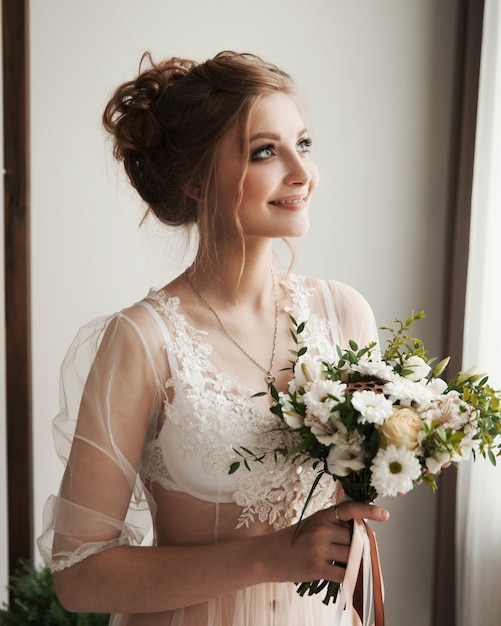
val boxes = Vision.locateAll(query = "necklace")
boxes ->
[185,270,279,385]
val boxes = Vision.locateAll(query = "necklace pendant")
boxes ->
[265,372,276,385]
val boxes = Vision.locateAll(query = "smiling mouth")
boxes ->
[269,198,306,205]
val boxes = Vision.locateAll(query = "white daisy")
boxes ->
[370,445,422,496]
[303,380,347,423]
[351,390,394,425]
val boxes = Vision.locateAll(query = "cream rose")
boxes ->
[377,406,423,451]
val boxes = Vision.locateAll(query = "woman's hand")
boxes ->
[260,502,389,585]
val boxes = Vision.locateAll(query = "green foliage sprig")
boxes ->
[0,561,109,625]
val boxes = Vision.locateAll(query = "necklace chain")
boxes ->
[185,271,279,385]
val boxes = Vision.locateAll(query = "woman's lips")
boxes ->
[269,197,307,209]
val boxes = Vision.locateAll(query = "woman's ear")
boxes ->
[182,184,203,201]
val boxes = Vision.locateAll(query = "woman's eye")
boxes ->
[251,144,276,161]
[298,137,313,153]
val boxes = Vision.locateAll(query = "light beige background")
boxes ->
[1,1,460,624]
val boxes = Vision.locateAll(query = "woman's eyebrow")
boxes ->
[249,128,308,142]
[249,132,280,142]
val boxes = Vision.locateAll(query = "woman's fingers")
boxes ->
[331,501,390,524]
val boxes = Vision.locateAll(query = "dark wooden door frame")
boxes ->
[2,0,33,583]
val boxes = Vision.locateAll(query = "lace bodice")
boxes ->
[38,273,378,572]
[144,281,334,528]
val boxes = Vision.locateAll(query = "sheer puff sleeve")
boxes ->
[37,303,168,572]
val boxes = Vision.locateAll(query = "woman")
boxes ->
[38,51,389,625]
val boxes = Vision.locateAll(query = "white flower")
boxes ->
[304,412,333,437]
[279,392,304,429]
[455,365,481,386]
[283,411,304,429]
[316,419,365,448]
[351,360,393,381]
[326,444,366,477]
[425,451,451,475]
[427,377,448,395]
[303,380,346,423]
[402,355,431,382]
[384,375,433,407]
[288,358,324,393]
[370,445,422,496]
[304,379,347,405]
[351,390,394,425]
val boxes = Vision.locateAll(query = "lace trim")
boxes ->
[49,535,130,572]
[148,441,181,492]
[146,276,338,529]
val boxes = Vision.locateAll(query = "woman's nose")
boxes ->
[284,154,313,186]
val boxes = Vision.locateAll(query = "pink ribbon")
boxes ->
[332,519,385,626]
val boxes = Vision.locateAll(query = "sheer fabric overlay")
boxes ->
[38,273,378,626]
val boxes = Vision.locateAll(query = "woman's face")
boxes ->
[215,92,319,240]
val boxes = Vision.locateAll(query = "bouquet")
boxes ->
[231,311,501,612]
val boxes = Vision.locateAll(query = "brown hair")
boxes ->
[102,51,295,271]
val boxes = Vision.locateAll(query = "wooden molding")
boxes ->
[2,0,33,580]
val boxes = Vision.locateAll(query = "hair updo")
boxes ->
[102,51,296,269]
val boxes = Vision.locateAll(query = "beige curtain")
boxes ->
[456,0,501,623]
[433,1,485,625]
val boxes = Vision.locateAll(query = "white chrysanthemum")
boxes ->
[351,390,394,425]
[370,445,422,496]
[304,379,346,405]
[303,380,346,423]
[384,375,433,407]
[351,360,393,381]
[326,444,366,477]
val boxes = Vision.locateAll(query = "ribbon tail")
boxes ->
[364,521,385,626]
[344,520,385,626]
[333,519,364,626]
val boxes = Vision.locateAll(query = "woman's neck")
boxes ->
[187,245,276,307]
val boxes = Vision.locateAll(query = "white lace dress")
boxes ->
[38,273,378,625]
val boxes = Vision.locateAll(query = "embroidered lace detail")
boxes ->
[283,275,339,362]
[148,441,180,492]
[146,276,337,530]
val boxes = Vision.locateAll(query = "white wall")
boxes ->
[1,0,459,622]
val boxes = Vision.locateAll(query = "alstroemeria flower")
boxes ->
[288,358,324,393]
[326,444,365,477]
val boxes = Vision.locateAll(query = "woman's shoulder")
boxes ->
[287,272,372,311]
[64,290,173,366]
[286,273,377,347]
